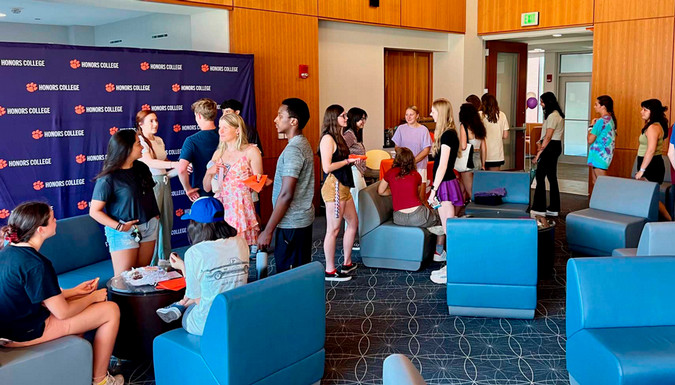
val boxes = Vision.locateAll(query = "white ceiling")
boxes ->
[0,0,209,26]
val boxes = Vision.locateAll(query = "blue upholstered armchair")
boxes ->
[40,215,113,289]
[612,222,675,256]
[445,218,538,319]
[358,182,435,271]
[566,257,675,384]
[153,261,326,385]
[0,336,92,385]
[465,171,530,218]
[566,176,658,256]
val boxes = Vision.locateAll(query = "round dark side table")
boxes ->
[107,276,184,361]
[536,219,556,280]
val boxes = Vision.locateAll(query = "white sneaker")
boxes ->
[530,210,546,218]
[94,372,124,385]
[430,266,447,284]
[433,250,447,262]
[546,210,559,217]
[427,225,445,235]
[156,306,182,323]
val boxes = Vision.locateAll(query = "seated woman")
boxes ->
[155,197,249,336]
[378,147,441,229]
[0,202,122,385]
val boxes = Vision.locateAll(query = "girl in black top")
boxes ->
[458,103,487,201]
[319,104,362,281]
[428,98,465,282]
[90,130,160,276]
[0,202,123,385]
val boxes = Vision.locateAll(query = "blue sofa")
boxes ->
[153,261,325,385]
[383,354,426,385]
[566,256,675,385]
[358,181,435,271]
[612,222,675,256]
[566,176,659,256]
[446,218,538,319]
[0,336,92,385]
[465,171,530,218]
[40,214,113,290]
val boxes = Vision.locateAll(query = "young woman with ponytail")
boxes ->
[0,202,123,385]
[587,95,617,191]
[136,110,179,265]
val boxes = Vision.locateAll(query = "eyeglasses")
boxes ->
[338,113,348,119]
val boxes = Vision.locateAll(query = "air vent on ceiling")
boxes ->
[109,39,122,44]
[152,33,168,40]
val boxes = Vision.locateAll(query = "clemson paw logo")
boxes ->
[109,127,119,135]
[105,83,115,92]
[32,130,43,139]
[0,209,9,219]
[0,159,6,169]
[173,124,181,132]
[70,59,81,69]
[141,104,151,111]
[75,154,86,164]
[172,83,180,92]
[74,105,85,114]
[0,106,5,116]
[175,208,184,217]
[201,64,209,72]
[77,201,88,210]
[140,62,149,71]
[26,82,38,92]
[33,181,44,191]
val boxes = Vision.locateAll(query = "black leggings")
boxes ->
[533,140,562,212]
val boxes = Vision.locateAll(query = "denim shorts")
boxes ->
[104,217,159,252]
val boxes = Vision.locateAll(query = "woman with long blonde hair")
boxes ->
[428,98,464,284]
[203,112,263,245]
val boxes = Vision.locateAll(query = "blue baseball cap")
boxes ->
[181,197,224,223]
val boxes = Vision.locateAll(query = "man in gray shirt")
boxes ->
[257,98,315,273]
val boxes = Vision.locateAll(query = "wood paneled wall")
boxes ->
[478,0,594,34]
[594,0,674,23]
[233,0,316,15]
[384,50,433,130]
[592,17,674,178]
[144,0,232,8]
[319,0,401,27]
[230,8,320,158]
[400,0,465,33]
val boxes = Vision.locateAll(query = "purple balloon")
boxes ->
[527,97,538,109]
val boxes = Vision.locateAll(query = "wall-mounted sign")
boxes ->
[521,12,539,27]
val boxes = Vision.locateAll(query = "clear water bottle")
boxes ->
[256,251,268,280]
[158,258,171,272]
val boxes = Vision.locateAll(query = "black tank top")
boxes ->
[319,134,354,188]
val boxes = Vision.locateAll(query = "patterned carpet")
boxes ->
[121,192,588,385]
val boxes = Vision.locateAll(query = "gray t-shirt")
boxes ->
[273,135,315,229]
[184,236,249,336]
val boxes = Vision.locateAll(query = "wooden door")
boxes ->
[384,50,433,132]
[485,41,528,128]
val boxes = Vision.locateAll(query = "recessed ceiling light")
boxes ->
[552,33,563,37]
[529,48,545,53]
[0,13,6,17]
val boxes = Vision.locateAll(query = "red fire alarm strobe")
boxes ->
[299,64,309,79]
[546,74,553,83]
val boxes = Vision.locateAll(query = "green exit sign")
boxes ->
[521,12,539,27]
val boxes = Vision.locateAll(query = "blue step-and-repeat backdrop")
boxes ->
[0,41,256,248]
